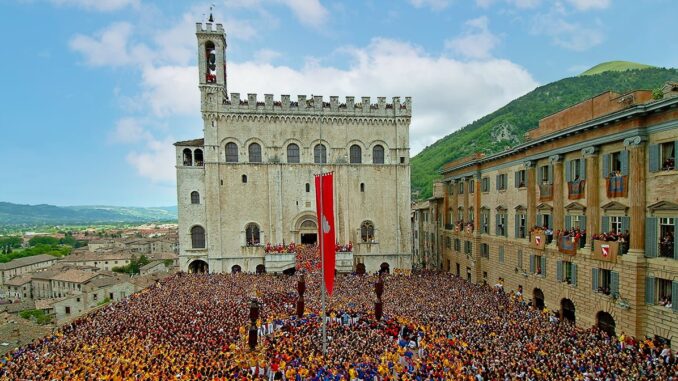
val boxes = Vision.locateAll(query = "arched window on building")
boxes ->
[360,221,375,243]
[287,143,300,163]
[314,144,327,164]
[249,143,262,163]
[225,143,238,163]
[205,41,217,83]
[373,145,384,164]
[246,223,260,246]
[183,148,193,166]
[194,149,204,166]
[350,145,362,164]
[190,191,200,204]
[191,226,205,249]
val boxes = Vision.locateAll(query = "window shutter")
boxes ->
[537,214,543,227]
[565,215,572,230]
[514,214,520,238]
[571,264,578,286]
[541,256,547,277]
[495,175,500,190]
[579,216,587,233]
[645,276,655,305]
[649,144,659,172]
[674,220,678,260]
[548,165,554,185]
[580,159,586,180]
[621,150,629,176]
[602,154,610,178]
[645,217,658,258]
[621,216,630,234]
[592,268,599,291]
[601,216,609,233]
[610,271,619,296]
[556,261,563,282]
[495,213,500,236]
[515,171,520,188]
[537,168,542,184]
[498,246,504,263]
[673,281,678,312]
[565,160,572,182]
[529,255,535,273]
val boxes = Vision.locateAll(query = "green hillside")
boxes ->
[411,67,678,200]
[581,61,654,76]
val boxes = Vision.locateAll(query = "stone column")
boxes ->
[473,173,481,231]
[582,146,599,249]
[450,180,459,224]
[463,178,470,221]
[525,161,536,229]
[443,181,449,226]
[624,136,647,254]
[550,155,564,231]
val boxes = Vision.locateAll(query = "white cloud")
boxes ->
[69,22,150,67]
[140,65,200,117]
[408,0,452,10]
[509,0,541,8]
[532,15,604,51]
[253,49,282,63]
[50,0,139,12]
[475,0,495,8]
[275,0,329,28]
[109,118,152,144]
[445,16,500,59]
[126,136,176,183]
[565,0,610,11]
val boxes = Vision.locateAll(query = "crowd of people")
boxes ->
[1,248,677,380]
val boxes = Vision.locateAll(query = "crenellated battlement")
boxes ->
[195,22,224,33]
[219,93,412,117]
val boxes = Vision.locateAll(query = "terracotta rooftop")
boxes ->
[4,274,32,286]
[0,254,57,271]
[174,138,204,147]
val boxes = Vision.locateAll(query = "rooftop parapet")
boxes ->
[195,22,225,33]
[222,93,412,117]
[441,152,485,173]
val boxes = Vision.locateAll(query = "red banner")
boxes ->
[315,172,336,296]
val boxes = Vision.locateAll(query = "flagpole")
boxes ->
[318,96,328,356]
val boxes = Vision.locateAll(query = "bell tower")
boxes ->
[196,16,227,112]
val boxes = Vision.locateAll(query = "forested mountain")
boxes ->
[411,65,678,199]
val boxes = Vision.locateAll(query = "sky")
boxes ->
[0,0,676,207]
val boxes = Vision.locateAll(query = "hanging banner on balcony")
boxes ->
[531,230,546,250]
[591,240,619,262]
[606,175,628,198]
[567,179,586,200]
[315,172,336,296]
[557,235,579,255]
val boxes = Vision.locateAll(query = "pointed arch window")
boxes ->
[373,145,384,164]
[191,226,205,249]
[246,223,261,246]
[225,143,238,163]
[287,143,300,163]
[350,145,362,164]
[314,144,327,164]
[361,221,375,243]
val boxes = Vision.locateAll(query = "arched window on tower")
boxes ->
[183,148,193,166]
[314,144,327,164]
[361,221,375,243]
[249,143,262,163]
[194,149,204,166]
[191,226,205,249]
[287,143,300,163]
[245,223,260,246]
[225,143,238,163]
[205,41,217,83]
[190,191,200,204]
[350,145,362,164]
[373,145,384,164]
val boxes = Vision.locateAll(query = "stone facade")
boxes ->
[175,22,412,274]
[426,89,678,349]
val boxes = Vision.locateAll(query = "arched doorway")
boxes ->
[356,263,366,275]
[231,265,242,274]
[561,298,576,323]
[299,219,318,245]
[188,259,208,274]
[282,267,296,275]
[533,288,545,310]
[255,264,266,274]
[379,262,390,275]
[596,311,616,336]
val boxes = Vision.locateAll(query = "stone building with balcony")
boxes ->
[174,20,412,274]
[433,86,678,348]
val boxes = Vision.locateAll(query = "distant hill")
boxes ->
[411,67,678,199]
[0,202,177,226]
[581,61,654,76]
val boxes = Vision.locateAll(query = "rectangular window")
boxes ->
[498,246,505,263]
[482,177,490,192]
[464,240,472,255]
[656,278,673,306]
[458,207,464,222]
[65,306,71,314]
[660,142,676,170]
[481,210,490,234]
[539,165,550,184]
[458,182,464,194]
[610,152,622,173]
[610,216,622,234]
[518,214,526,238]
[595,269,612,295]
[480,243,489,258]
[469,179,475,193]
[535,255,543,275]
[515,170,526,188]
[454,239,461,252]
[569,159,582,181]
[659,218,674,258]
[564,262,573,284]
[572,215,582,230]
[496,213,507,237]
[468,208,474,223]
